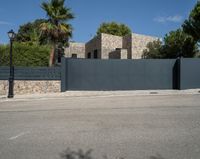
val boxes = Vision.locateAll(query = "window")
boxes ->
[71,54,77,58]
[94,50,98,59]
[87,52,91,59]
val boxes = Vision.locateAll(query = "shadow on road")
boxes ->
[60,148,93,159]
[60,148,165,159]
[149,154,165,159]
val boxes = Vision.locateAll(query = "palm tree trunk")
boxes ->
[49,45,55,67]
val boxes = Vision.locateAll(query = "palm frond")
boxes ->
[40,0,74,44]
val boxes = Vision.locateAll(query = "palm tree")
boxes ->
[40,0,74,66]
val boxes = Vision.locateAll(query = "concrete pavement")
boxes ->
[0,89,200,102]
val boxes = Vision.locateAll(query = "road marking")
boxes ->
[9,131,29,140]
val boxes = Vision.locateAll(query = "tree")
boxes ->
[96,22,131,36]
[143,29,198,59]
[40,0,74,66]
[142,40,163,59]
[16,19,48,45]
[182,1,200,43]
[162,29,198,58]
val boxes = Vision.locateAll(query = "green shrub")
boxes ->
[0,43,50,67]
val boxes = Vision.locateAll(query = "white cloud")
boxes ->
[153,17,166,23]
[154,15,183,23]
[166,15,183,22]
[0,21,12,25]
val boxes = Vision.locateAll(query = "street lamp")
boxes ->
[7,29,16,98]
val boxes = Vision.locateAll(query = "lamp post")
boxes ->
[7,29,16,98]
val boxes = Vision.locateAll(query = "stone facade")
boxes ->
[65,33,158,59]
[131,33,157,59]
[85,33,123,59]
[85,35,101,58]
[0,80,60,95]
[109,48,128,59]
[101,33,123,59]
[120,49,128,59]
[123,34,132,59]
[65,42,85,58]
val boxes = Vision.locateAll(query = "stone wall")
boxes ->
[109,50,121,59]
[65,33,158,60]
[131,33,157,59]
[85,35,101,58]
[65,42,85,58]
[120,49,128,59]
[123,34,132,59]
[0,80,60,95]
[101,33,123,59]
[109,49,127,59]
[85,33,157,59]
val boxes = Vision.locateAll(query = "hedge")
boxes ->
[0,43,51,67]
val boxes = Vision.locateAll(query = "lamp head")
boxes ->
[8,29,16,40]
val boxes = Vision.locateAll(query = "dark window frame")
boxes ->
[87,52,91,59]
[71,54,77,58]
[94,50,98,59]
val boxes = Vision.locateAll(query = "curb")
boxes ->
[1,89,200,102]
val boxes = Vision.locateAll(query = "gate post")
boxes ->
[173,58,181,90]
[61,57,67,92]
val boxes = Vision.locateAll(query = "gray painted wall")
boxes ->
[62,58,176,91]
[1,58,199,92]
[0,67,61,80]
[180,58,200,89]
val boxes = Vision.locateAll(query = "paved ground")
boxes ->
[0,93,200,159]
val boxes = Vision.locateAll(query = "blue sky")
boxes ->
[0,0,197,44]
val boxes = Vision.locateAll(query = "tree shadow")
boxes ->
[60,148,165,159]
[60,148,93,159]
[149,153,165,159]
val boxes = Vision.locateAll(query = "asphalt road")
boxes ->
[0,94,200,159]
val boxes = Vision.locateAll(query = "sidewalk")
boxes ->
[0,89,200,102]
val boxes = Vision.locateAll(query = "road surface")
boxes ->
[0,94,200,159]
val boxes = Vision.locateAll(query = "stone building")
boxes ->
[65,33,158,59]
